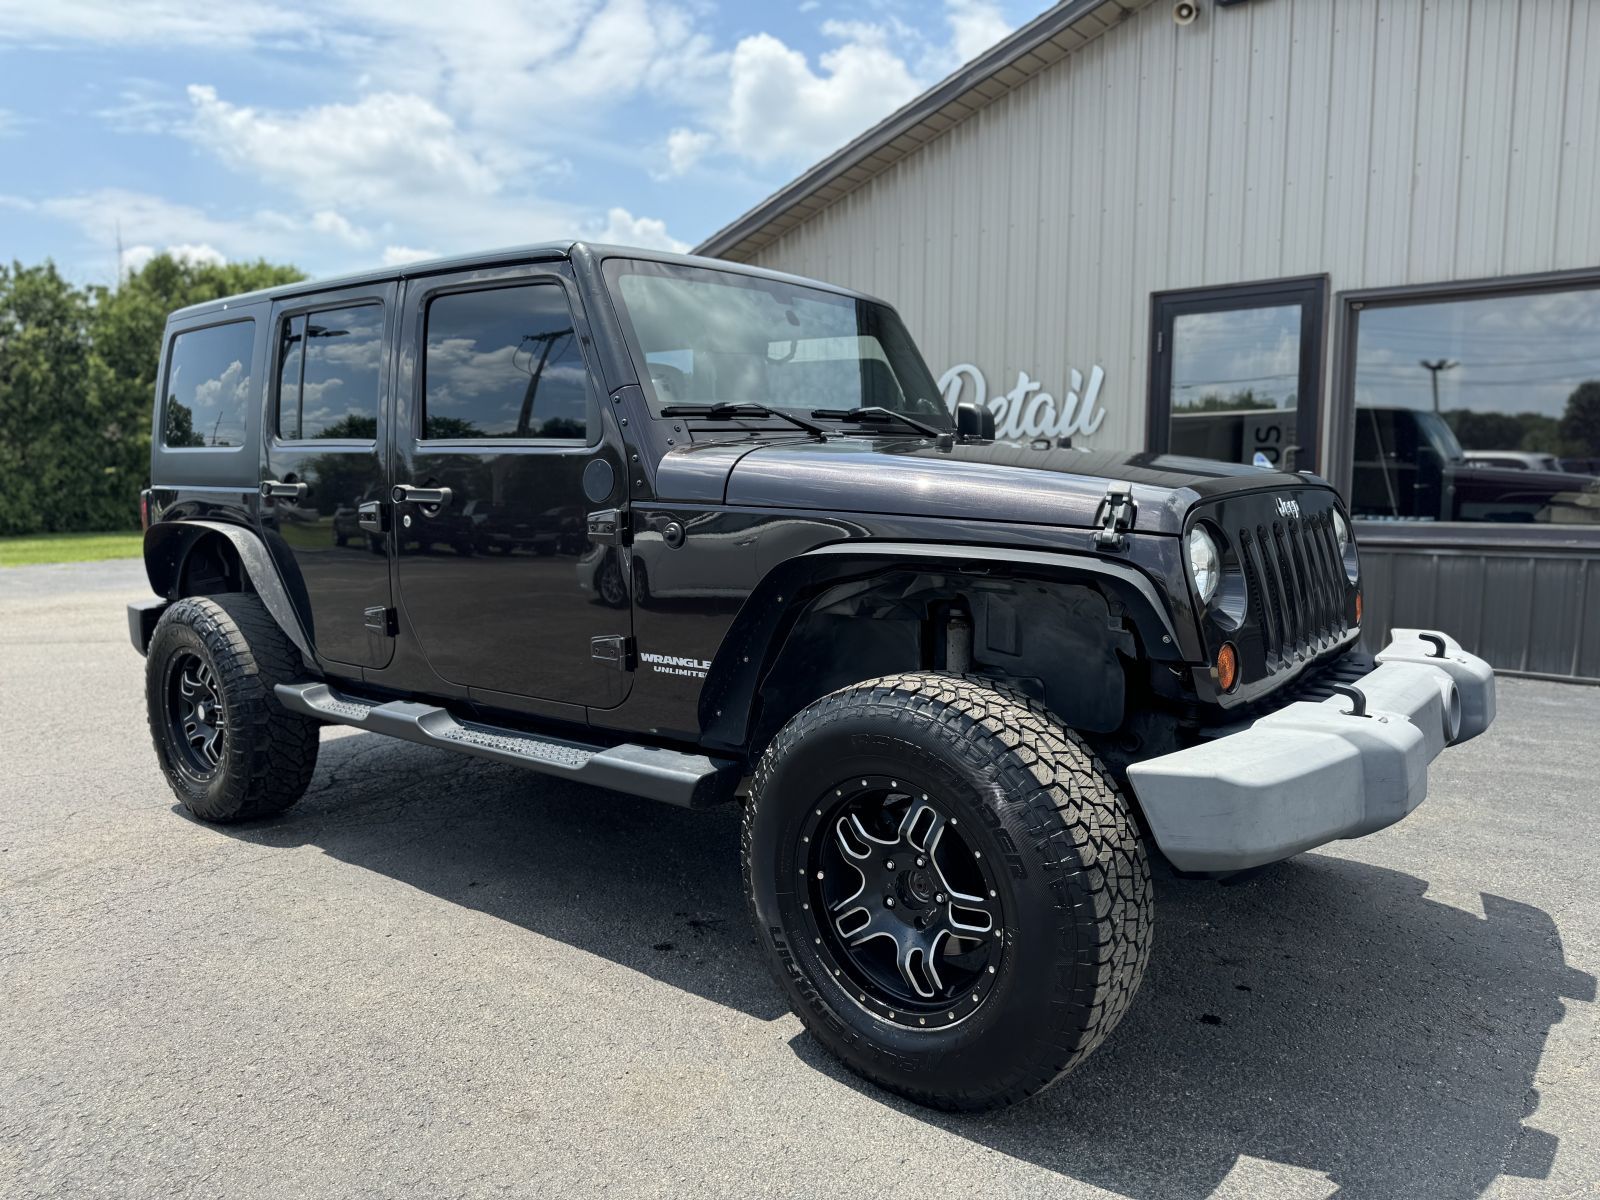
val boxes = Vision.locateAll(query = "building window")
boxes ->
[422,283,589,441]
[1148,276,1326,471]
[162,320,255,449]
[1348,284,1600,527]
[276,304,383,441]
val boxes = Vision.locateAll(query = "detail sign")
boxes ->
[937,362,1109,440]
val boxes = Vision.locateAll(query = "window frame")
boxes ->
[160,316,258,453]
[270,295,386,448]
[1329,267,1600,548]
[1146,274,1328,472]
[417,277,598,447]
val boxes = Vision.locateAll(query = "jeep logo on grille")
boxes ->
[1276,497,1301,520]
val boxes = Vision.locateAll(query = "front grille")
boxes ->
[1236,508,1349,667]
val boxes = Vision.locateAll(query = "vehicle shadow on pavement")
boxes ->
[791,855,1597,1199]
[210,731,791,1021]
[210,733,1595,1199]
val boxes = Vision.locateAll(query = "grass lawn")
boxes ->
[0,530,144,566]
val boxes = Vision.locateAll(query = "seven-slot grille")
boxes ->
[1236,506,1349,667]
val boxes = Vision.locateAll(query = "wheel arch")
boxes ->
[143,520,315,663]
[699,542,1185,758]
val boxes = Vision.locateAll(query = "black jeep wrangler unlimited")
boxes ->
[130,243,1495,1111]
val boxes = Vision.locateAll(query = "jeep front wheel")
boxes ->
[743,672,1152,1111]
[145,593,320,823]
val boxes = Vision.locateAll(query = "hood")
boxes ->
[655,435,1333,535]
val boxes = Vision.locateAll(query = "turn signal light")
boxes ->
[1354,591,1363,626]
[1216,642,1238,693]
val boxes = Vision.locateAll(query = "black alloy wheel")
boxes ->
[166,651,227,777]
[802,777,1003,1024]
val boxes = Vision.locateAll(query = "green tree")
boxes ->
[0,263,106,534]
[0,253,306,536]
[1559,380,1600,457]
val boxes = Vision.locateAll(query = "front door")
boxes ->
[1148,276,1327,472]
[392,262,630,710]
[260,282,396,669]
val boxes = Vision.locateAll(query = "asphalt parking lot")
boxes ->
[2,559,1597,1199]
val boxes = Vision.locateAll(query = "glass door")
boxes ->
[1148,276,1327,471]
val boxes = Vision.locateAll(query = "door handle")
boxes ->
[391,484,454,509]
[261,479,309,500]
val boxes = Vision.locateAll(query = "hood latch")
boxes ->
[1093,484,1136,549]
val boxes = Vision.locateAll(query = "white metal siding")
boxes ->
[744,0,1600,457]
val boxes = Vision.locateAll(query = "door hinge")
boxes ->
[356,500,387,534]
[587,508,630,547]
[364,606,398,637]
[1155,329,1163,354]
[1093,484,1136,550]
[591,634,636,671]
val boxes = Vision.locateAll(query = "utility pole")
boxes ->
[115,220,124,289]
[1420,358,1458,414]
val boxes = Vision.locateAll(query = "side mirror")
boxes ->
[955,401,995,440]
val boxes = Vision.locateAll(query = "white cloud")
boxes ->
[591,207,689,252]
[664,127,714,177]
[0,0,309,47]
[945,0,1012,66]
[309,210,370,246]
[657,0,1016,175]
[185,85,501,210]
[382,245,438,266]
[119,244,156,275]
[0,108,24,137]
[719,27,921,165]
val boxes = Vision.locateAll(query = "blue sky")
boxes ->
[0,0,1049,286]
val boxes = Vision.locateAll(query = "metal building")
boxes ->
[697,0,1600,681]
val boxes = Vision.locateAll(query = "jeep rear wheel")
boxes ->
[743,672,1152,1111]
[145,593,320,823]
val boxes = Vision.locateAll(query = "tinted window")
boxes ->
[422,284,588,440]
[163,320,255,448]
[277,304,383,440]
[1165,303,1304,468]
[1351,287,1600,525]
[612,263,944,424]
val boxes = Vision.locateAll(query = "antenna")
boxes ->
[115,220,124,289]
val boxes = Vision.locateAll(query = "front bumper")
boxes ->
[1126,629,1495,872]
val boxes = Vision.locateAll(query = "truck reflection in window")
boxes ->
[1350,287,1600,525]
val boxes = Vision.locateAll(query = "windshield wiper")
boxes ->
[659,402,827,437]
[809,405,947,438]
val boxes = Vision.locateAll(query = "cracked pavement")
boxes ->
[2,559,1598,1199]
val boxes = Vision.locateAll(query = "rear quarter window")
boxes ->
[163,320,257,449]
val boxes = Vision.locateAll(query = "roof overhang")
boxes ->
[694,0,1149,262]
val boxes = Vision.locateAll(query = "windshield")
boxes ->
[605,259,949,428]
[1414,409,1466,463]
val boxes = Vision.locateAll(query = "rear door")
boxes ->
[391,261,631,710]
[259,282,397,669]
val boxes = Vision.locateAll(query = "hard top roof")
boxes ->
[167,241,884,321]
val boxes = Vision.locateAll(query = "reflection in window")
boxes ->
[163,320,256,448]
[616,266,942,421]
[423,284,588,440]
[1166,305,1302,469]
[1351,287,1600,525]
[277,304,383,440]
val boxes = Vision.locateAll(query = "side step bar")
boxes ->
[275,682,738,809]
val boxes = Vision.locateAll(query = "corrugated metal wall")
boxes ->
[1360,538,1600,680]
[744,0,1600,681]
[747,0,1600,458]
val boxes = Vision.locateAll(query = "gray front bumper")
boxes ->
[1127,629,1496,872]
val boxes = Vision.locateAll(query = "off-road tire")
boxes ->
[743,672,1153,1111]
[145,593,320,823]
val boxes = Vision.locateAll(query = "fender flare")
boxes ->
[143,519,315,664]
[697,541,1186,751]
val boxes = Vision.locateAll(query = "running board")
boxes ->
[275,682,737,809]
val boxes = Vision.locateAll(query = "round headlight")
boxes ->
[1186,526,1220,606]
[1333,509,1359,580]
